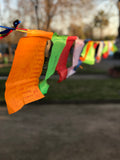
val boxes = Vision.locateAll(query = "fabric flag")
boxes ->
[56,36,77,82]
[102,41,109,59]
[96,41,104,63]
[80,41,96,65]
[39,33,68,95]
[67,38,84,78]
[108,42,118,56]
[108,42,113,55]
[112,43,118,53]
[73,39,88,71]
[5,30,53,114]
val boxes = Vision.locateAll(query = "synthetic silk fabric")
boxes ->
[67,38,84,78]
[102,41,109,59]
[109,43,118,56]
[112,43,118,53]
[73,40,88,71]
[39,33,68,95]
[96,41,104,63]
[102,41,114,59]
[56,36,77,82]
[108,42,113,55]
[5,30,53,114]
[80,41,96,65]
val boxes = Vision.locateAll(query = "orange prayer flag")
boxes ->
[5,30,53,114]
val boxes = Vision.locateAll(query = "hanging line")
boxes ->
[0,19,28,39]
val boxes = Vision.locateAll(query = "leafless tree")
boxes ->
[16,0,93,31]
[94,10,109,39]
[69,24,85,39]
[1,0,94,56]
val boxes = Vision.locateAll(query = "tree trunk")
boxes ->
[8,43,13,61]
[100,26,103,39]
[91,28,93,39]
[46,16,52,31]
[34,0,40,29]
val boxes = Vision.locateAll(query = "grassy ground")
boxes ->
[1,78,120,102]
[0,66,11,76]
[0,80,5,101]
[73,64,107,74]
[45,79,120,101]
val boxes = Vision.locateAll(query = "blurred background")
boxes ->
[0,0,120,103]
[1,1,120,160]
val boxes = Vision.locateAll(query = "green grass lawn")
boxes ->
[45,79,120,101]
[43,63,107,75]
[1,79,120,103]
[0,66,11,76]
[76,64,107,74]
[0,80,5,101]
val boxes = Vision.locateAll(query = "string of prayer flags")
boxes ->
[0,20,118,114]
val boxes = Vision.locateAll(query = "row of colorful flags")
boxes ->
[0,20,118,114]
